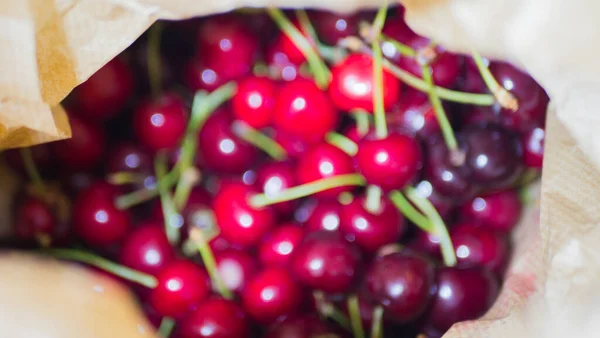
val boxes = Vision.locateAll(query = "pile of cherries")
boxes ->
[4,5,546,338]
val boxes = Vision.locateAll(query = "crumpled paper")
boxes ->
[0,0,598,337]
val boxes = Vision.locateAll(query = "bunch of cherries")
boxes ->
[5,5,546,338]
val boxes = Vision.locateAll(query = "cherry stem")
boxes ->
[45,248,158,288]
[147,22,163,98]
[471,50,519,111]
[370,306,384,338]
[365,185,382,214]
[107,172,147,186]
[232,121,287,161]
[388,190,433,233]
[404,187,456,266]
[155,153,182,245]
[249,174,366,208]
[267,8,331,89]
[157,317,175,338]
[189,227,233,300]
[326,132,358,156]
[19,147,46,193]
[421,65,458,152]
[371,4,388,139]
[381,33,417,57]
[351,109,371,137]
[348,295,366,338]
[338,191,355,205]
[314,291,352,331]
[295,9,318,45]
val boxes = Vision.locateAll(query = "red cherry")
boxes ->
[460,57,487,93]
[387,90,442,139]
[273,78,338,145]
[71,57,134,120]
[265,42,301,82]
[273,131,309,158]
[72,181,130,246]
[521,126,545,169]
[381,19,418,58]
[296,143,355,199]
[52,114,106,171]
[215,249,258,295]
[412,180,456,220]
[310,11,360,45]
[291,231,361,293]
[242,268,302,323]
[232,76,277,129]
[133,93,188,153]
[303,199,344,233]
[264,315,333,338]
[259,224,305,268]
[212,182,275,248]
[179,297,249,338]
[451,224,510,276]
[255,161,297,216]
[107,142,152,174]
[119,223,175,276]
[409,230,445,259]
[271,21,313,66]
[183,58,229,92]
[356,133,422,191]
[340,196,405,253]
[14,197,56,240]
[459,190,522,233]
[329,54,400,112]
[365,251,435,323]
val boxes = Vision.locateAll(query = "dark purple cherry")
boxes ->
[451,224,510,276]
[215,249,258,295]
[183,58,229,92]
[259,224,305,268]
[521,126,545,169]
[459,189,522,233]
[5,144,54,175]
[133,93,188,153]
[460,57,487,94]
[14,196,56,241]
[232,75,277,129]
[303,199,343,233]
[296,143,354,199]
[52,114,106,171]
[388,89,442,139]
[264,315,334,338]
[413,180,456,220]
[107,142,152,174]
[119,223,175,276]
[179,297,249,338]
[310,10,360,45]
[255,161,297,216]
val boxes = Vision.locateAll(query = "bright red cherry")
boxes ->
[72,181,130,246]
[264,315,333,338]
[133,93,188,153]
[150,260,210,318]
[291,231,361,293]
[255,161,297,216]
[14,197,56,241]
[212,182,275,248]
[271,21,313,66]
[242,267,302,323]
[310,11,360,45]
[459,190,522,233]
[259,224,305,268]
[387,90,442,139]
[273,131,309,158]
[521,126,545,169]
[273,78,338,145]
[179,297,249,338]
[52,114,106,171]
[119,223,175,276]
[71,57,134,121]
[303,199,344,233]
[365,251,435,323]
[107,142,152,174]
[296,143,354,199]
[450,224,510,276]
[356,133,422,191]
[215,249,258,295]
[340,196,405,253]
[232,76,277,129]
[427,267,499,332]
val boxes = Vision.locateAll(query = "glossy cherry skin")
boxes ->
[150,260,210,318]
[133,93,188,153]
[72,181,130,246]
[460,57,487,93]
[412,180,456,220]
[14,197,56,240]
[183,58,229,92]
[119,223,175,276]
[212,182,275,248]
[179,297,249,338]
[340,196,405,253]
[296,143,355,199]
[521,126,545,169]
[303,199,344,232]
[52,114,106,171]
[273,78,338,145]
[265,42,301,82]
[273,131,309,158]
[71,57,134,120]
[255,161,297,216]
[365,251,436,323]
[387,90,442,139]
[107,142,152,174]
[259,224,305,268]
[242,267,302,323]
[198,109,258,174]
[356,133,423,191]
[215,249,258,295]
[427,267,499,332]
[310,10,360,44]
[459,190,522,233]
[328,54,400,112]
[291,231,361,293]
[270,21,313,66]
[264,315,333,338]
[450,224,510,276]
[232,76,277,129]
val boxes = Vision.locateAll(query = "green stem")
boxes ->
[351,109,371,137]
[189,228,233,300]
[157,317,175,338]
[421,65,458,152]
[326,132,358,156]
[370,306,384,338]
[45,248,157,288]
[371,5,388,139]
[295,9,319,45]
[348,295,366,338]
[381,33,417,57]
[267,8,331,88]
[148,22,163,98]
[107,172,147,186]
[389,190,433,232]
[314,291,352,331]
[250,174,366,208]
[20,147,45,193]
[156,153,182,244]
[115,170,178,210]
[471,50,518,110]
[404,187,456,266]
[365,185,382,214]
[232,121,287,160]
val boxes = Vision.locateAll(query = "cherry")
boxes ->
[271,20,313,66]
[255,161,297,215]
[72,181,130,246]
[460,57,487,94]
[232,76,277,129]
[365,251,435,323]
[198,109,258,174]
[521,126,545,169]
[264,315,333,338]
[356,133,422,191]
[291,231,361,293]
[265,42,301,82]
[296,143,354,199]
[119,223,175,276]
[310,10,360,45]
[450,224,510,276]
[179,297,249,338]
[70,57,134,121]
[106,142,152,174]
[52,114,106,171]
[303,199,343,232]
[412,180,456,220]
[133,93,188,153]
[387,90,442,139]
[242,267,302,323]
[426,267,499,332]
[340,195,405,253]
[212,182,275,248]
[14,196,56,241]
[459,190,522,233]
[150,260,210,318]
[273,78,338,145]
[215,249,258,295]
[183,58,229,92]
[328,54,400,112]
[273,131,309,158]
[410,230,444,259]
[259,224,305,268]
[381,19,418,58]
